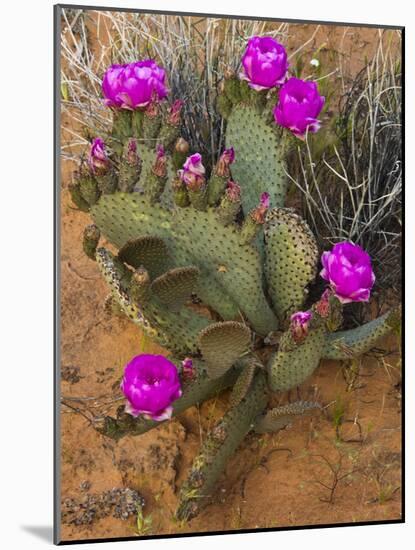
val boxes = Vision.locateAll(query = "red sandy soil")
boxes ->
[59,15,402,542]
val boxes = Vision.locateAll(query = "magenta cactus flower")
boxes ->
[178,153,206,190]
[290,311,312,342]
[320,242,376,304]
[102,60,168,110]
[120,354,182,421]
[88,137,109,174]
[273,77,325,139]
[240,36,288,90]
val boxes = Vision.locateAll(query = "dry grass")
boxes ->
[287,35,402,293]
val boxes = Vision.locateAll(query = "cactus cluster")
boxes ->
[71,39,400,522]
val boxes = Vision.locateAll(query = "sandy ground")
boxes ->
[59,14,402,542]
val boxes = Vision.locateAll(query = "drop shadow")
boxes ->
[21,525,54,543]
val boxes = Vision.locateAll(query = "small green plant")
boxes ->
[376,483,400,505]
[134,502,153,536]
[332,398,345,429]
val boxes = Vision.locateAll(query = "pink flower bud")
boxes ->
[290,311,312,342]
[314,288,332,318]
[168,100,184,126]
[152,144,167,178]
[126,138,139,166]
[181,357,194,380]
[88,137,109,174]
[178,153,206,191]
[215,147,235,177]
[225,180,241,202]
[250,192,270,224]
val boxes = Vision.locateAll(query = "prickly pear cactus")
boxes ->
[71,38,401,523]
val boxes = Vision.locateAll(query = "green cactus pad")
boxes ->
[91,194,277,334]
[195,279,240,320]
[118,236,171,280]
[145,302,211,355]
[267,326,326,391]
[176,372,267,520]
[323,307,401,360]
[254,401,321,433]
[97,365,241,441]
[229,361,256,407]
[96,247,210,355]
[199,321,251,379]
[264,208,319,321]
[151,266,200,311]
[171,206,277,334]
[225,105,287,214]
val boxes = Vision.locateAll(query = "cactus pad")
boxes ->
[118,236,171,279]
[198,321,251,378]
[254,401,321,433]
[225,105,287,214]
[265,208,319,321]
[229,361,257,407]
[323,306,401,360]
[267,326,326,391]
[151,266,200,310]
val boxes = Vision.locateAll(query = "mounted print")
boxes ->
[55,4,403,544]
